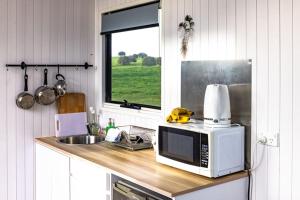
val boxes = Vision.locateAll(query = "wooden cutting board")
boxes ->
[57,93,86,114]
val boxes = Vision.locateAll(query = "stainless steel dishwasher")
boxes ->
[112,181,165,200]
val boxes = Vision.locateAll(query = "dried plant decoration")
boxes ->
[178,15,194,58]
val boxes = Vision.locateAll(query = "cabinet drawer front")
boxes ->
[70,158,107,179]
[70,158,110,198]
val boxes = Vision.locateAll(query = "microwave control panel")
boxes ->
[200,134,209,168]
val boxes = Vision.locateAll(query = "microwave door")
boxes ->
[158,126,200,166]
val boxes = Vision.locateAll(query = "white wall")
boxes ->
[0,0,298,199]
[96,0,299,200]
[0,0,95,200]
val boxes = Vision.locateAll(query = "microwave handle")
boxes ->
[113,185,146,200]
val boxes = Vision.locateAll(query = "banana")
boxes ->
[171,113,180,120]
[166,115,173,123]
[175,116,190,124]
[172,107,193,116]
[166,107,194,123]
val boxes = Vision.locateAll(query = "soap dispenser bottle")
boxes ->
[105,118,115,134]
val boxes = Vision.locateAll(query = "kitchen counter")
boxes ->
[35,137,248,198]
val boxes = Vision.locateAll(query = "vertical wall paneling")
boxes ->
[80,0,89,108]
[292,0,300,199]
[88,0,96,109]
[7,0,18,199]
[267,0,280,199]
[191,0,200,60]
[0,0,95,200]
[217,0,227,59]
[73,0,81,92]
[235,0,246,59]
[0,0,8,198]
[279,0,293,199]
[16,0,26,197]
[208,0,218,59]
[65,0,75,92]
[32,0,43,198]
[245,0,257,197]
[41,0,50,137]
[183,0,193,60]
[48,0,59,136]
[177,0,184,105]
[33,0,43,140]
[200,0,209,59]
[24,0,35,199]
[256,0,269,199]
[226,0,236,59]
[163,0,179,114]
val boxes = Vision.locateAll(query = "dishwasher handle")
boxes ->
[113,185,146,200]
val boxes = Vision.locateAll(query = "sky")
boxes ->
[112,27,160,57]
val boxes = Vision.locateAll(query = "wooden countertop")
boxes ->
[35,137,248,198]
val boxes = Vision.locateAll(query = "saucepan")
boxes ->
[34,69,57,105]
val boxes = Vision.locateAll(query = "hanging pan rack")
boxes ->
[6,61,93,70]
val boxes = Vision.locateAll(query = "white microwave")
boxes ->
[156,121,245,178]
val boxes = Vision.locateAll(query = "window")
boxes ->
[102,2,161,109]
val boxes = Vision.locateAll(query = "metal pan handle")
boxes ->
[24,74,28,92]
[56,73,65,81]
[43,69,48,86]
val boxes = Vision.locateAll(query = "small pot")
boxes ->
[54,73,67,97]
[34,69,57,105]
[16,74,35,109]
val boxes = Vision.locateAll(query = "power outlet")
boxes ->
[265,133,280,147]
[257,134,280,147]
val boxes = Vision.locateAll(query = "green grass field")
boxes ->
[111,57,161,107]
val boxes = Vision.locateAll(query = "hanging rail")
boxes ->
[6,62,93,70]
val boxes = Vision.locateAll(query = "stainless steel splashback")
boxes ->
[181,60,252,168]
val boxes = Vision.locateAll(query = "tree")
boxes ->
[118,56,130,65]
[138,52,147,58]
[156,57,161,65]
[128,55,137,63]
[132,54,138,59]
[142,56,156,66]
[118,51,126,57]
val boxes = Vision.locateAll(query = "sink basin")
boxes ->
[57,135,105,145]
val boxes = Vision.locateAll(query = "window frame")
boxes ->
[104,24,161,110]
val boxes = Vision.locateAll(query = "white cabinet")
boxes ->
[36,144,70,200]
[70,158,110,200]
[35,144,110,200]
[173,178,247,200]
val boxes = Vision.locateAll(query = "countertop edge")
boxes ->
[35,138,175,197]
[35,137,248,198]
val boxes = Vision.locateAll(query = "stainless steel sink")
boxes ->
[57,135,105,145]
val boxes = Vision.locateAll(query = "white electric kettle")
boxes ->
[203,84,231,128]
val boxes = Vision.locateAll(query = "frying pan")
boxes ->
[34,69,57,105]
[16,72,35,110]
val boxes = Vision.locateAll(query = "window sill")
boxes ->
[101,103,163,120]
